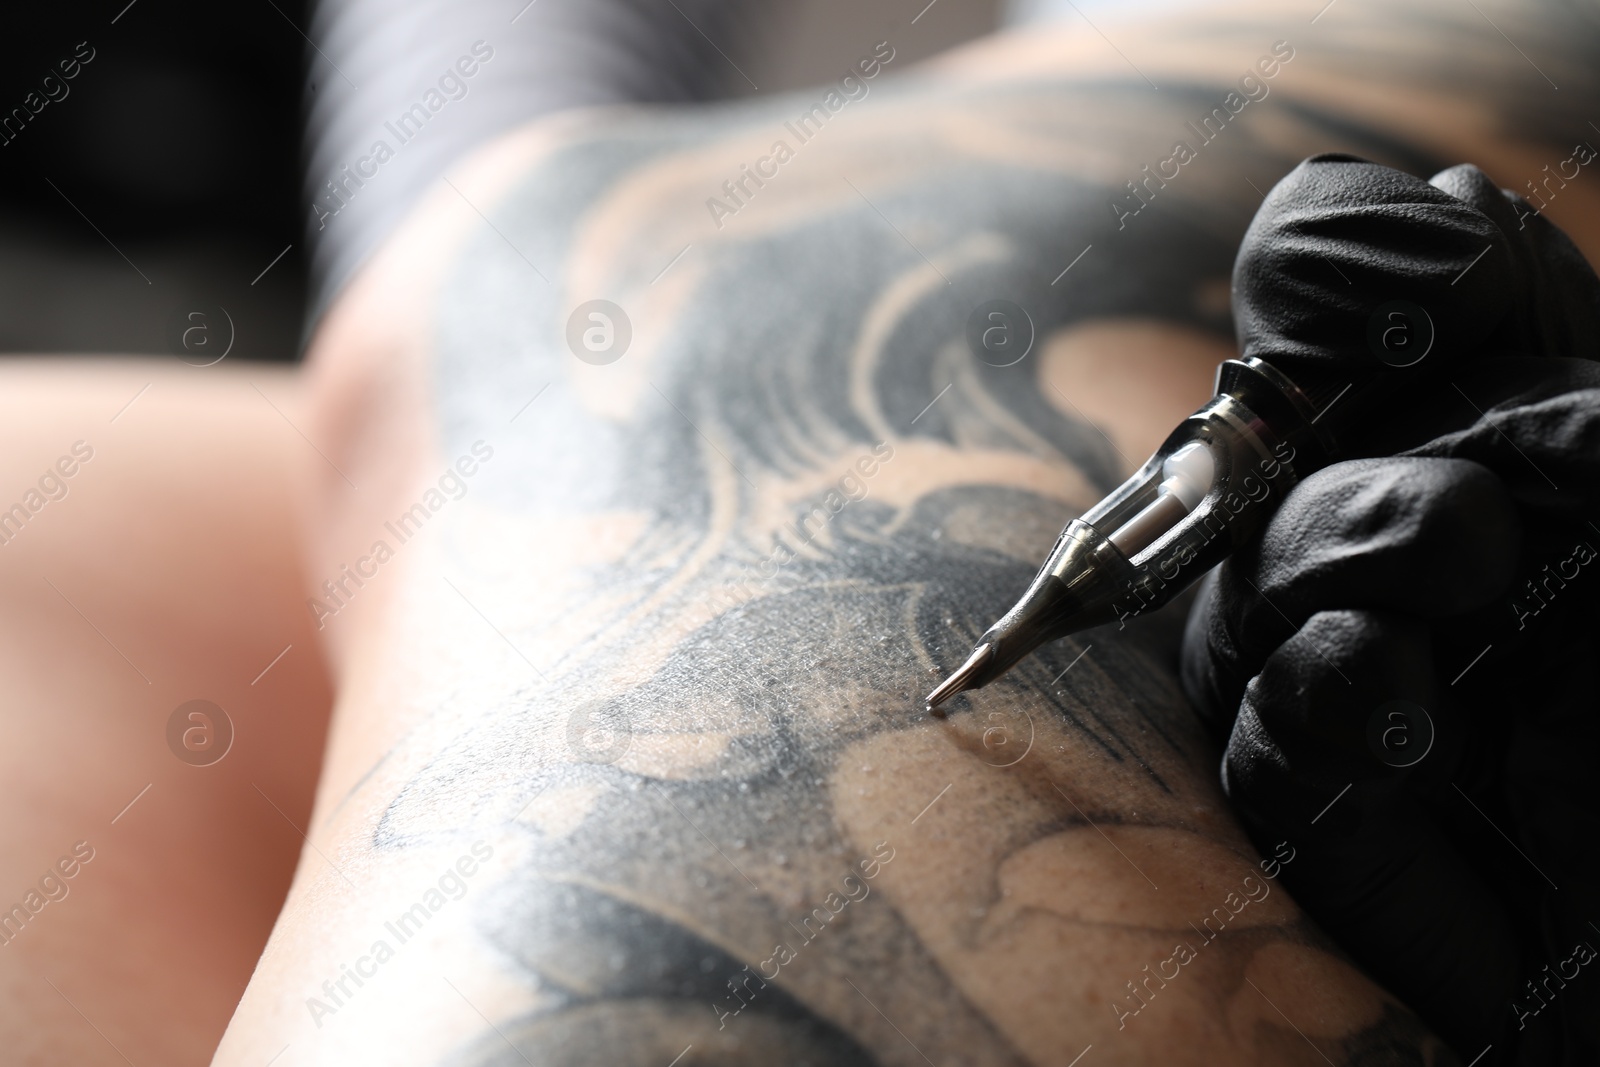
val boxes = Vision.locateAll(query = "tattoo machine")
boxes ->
[926,153,1528,711]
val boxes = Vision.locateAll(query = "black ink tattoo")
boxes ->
[357,5,1600,1061]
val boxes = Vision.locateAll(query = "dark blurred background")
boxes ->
[0,0,1030,362]
[0,1,310,361]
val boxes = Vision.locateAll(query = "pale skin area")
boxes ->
[2,1,1599,1064]
[0,363,332,1065]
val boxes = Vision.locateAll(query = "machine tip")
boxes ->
[925,643,995,714]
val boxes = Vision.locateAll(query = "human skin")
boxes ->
[6,0,1600,1064]
[0,362,332,1066]
[206,2,1600,1067]
[209,3,1600,1064]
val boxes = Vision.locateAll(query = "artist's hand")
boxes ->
[1181,158,1600,1065]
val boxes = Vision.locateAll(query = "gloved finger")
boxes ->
[1407,356,1600,516]
[1232,153,1515,384]
[1181,456,1520,731]
[1426,164,1600,361]
[1221,608,1520,1057]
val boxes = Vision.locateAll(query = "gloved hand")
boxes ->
[1181,155,1600,1065]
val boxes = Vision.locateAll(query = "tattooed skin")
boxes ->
[225,3,1600,1065]
[393,73,1429,1067]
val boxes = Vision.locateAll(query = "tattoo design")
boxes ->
[357,4,1600,1060]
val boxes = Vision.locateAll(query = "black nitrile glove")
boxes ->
[1181,155,1600,1066]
